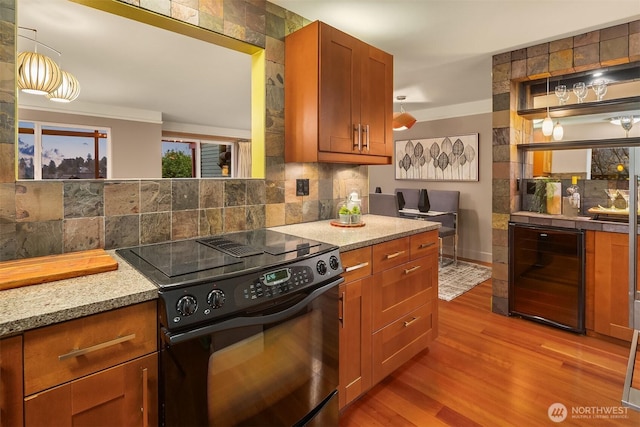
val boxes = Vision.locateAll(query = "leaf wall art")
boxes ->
[394,133,479,181]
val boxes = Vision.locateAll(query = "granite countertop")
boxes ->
[0,250,157,338]
[0,215,438,339]
[269,214,440,251]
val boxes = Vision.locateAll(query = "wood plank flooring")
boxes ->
[339,278,640,426]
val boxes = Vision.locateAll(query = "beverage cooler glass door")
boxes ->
[160,282,340,426]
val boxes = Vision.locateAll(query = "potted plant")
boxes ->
[350,205,361,224]
[338,205,351,223]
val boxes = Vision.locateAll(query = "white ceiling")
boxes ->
[16,0,640,131]
[271,0,640,120]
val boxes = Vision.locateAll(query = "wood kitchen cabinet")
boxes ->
[22,301,158,426]
[371,231,438,384]
[338,246,373,410]
[0,335,23,427]
[588,230,637,342]
[338,231,438,409]
[285,21,393,165]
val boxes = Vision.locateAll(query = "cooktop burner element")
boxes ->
[130,240,242,278]
[197,236,264,258]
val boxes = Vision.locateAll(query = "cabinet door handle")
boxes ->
[386,250,405,259]
[339,291,345,328]
[364,124,370,151]
[58,333,136,361]
[419,242,436,249]
[353,124,362,151]
[404,317,420,327]
[404,265,421,274]
[345,261,369,272]
[141,367,149,427]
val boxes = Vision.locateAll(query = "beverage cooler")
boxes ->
[508,222,585,333]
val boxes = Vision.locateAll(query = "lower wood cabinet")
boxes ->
[588,230,637,341]
[339,246,372,410]
[24,353,158,427]
[339,230,438,409]
[21,301,159,426]
[0,335,23,427]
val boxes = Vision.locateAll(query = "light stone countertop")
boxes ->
[0,215,438,339]
[0,250,157,338]
[269,214,440,251]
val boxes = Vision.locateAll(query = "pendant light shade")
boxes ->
[393,96,417,131]
[17,51,62,95]
[46,70,81,102]
[552,121,564,141]
[542,117,554,136]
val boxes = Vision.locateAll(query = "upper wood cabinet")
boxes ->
[285,21,393,165]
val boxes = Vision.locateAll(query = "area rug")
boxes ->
[438,261,492,301]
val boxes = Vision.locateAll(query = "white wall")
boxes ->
[19,109,162,179]
[369,112,493,263]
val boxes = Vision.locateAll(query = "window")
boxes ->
[18,121,110,180]
[161,138,235,178]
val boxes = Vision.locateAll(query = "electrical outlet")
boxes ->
[296,179,309,196]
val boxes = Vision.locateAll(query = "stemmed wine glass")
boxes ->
[573,82,588,103]
[591,79,607,101]
[605,189,619,209]
[554,85,570,105]
[620,116,634,137]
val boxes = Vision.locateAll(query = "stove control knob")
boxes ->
[316,260,327,275]
[207,289,225,309]
[329,255,340,270]
[176,295,197,316]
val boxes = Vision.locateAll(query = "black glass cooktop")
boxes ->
[117,229,329,287]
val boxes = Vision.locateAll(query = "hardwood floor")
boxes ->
[339,278,640,426]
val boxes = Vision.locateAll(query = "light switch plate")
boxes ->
[296,179,309,196]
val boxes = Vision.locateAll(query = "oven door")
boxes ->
[160,277,342,427]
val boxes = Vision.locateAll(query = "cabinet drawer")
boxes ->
[372,237,410,274]
[24,301,157,395]
[372,253,437,331]
[340,246,372,283]
[410,230,438,260]
[372,301,434,384]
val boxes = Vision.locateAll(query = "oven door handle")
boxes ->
[162,277,344,345]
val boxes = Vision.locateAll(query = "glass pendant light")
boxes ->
[552,121,564,141]
[393,96,417,131]
[542,77,553,136]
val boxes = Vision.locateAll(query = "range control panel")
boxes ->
[159,248,342,331]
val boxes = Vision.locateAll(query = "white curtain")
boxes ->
[237,140,251,177]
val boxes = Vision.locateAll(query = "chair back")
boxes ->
[369,193,400,217]
[428,190,459,228]
[394,188,420,210]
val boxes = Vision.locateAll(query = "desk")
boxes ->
[399,208,452,220]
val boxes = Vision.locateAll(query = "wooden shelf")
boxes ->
[517,96,640,120]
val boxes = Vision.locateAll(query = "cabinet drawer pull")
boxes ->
[419,242,436,249]
[404,265,421,274]
[386,250,405,259]
[345,261,369,272]
[404,317,419,327]
[339,291,345,328]
[58,333,136,361]
[142,367,149,427]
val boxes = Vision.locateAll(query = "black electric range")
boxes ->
[116,229,343,334]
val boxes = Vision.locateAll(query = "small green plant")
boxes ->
[350,205,361,215]
[339,206,350,215]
